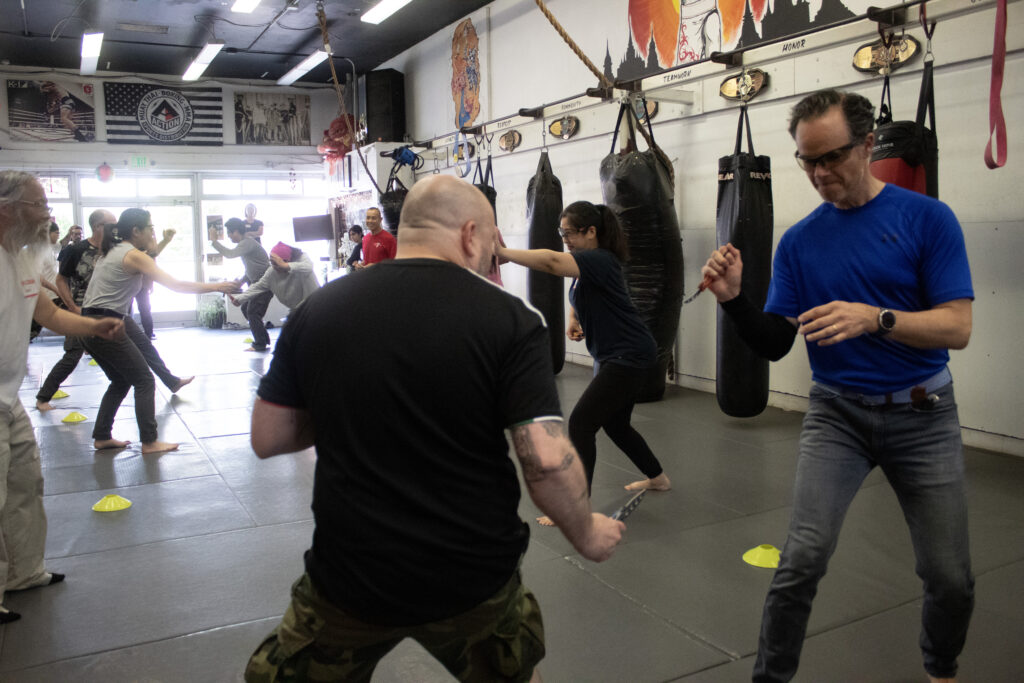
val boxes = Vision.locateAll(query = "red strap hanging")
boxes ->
[985,0,1008,169]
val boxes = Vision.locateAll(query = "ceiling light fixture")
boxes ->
[182,41,225,81]
[361,0,414,25]
[231,0,262,13]
[80,32,103,75]
[277,50,328,85]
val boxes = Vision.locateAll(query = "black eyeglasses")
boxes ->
[794,140,860,171]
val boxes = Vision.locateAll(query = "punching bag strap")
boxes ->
[985,0,1008,169]
[734,105,756,156]
[471,155,484,184]
[876,73,893,126]
[640,96,656,146]
[609,102,628,153]
[916,59,936,133]
[482,154,495,188]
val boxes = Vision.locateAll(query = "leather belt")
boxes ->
[81,307,125,320]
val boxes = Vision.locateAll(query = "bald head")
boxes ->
[396,175,496,274]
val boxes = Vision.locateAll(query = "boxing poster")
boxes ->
[104,82,223,146]
[6,79,96,142]
[234,92,311,145]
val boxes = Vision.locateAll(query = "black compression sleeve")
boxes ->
[720,292,797,361]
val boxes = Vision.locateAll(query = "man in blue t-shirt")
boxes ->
[702,90,974,683]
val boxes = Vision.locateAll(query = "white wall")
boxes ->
[381,0,1024,455]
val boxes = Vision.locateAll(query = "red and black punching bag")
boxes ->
[871,61,938,198]
[716,105,773,417]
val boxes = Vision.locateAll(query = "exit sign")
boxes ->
[131,155,148,169]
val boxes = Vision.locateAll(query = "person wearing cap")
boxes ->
[210,218,271,352]
[230,241,319,323]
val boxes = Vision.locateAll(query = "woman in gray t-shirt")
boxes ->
[82,208,236,454]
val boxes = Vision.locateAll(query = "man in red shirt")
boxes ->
[357,207,396,267]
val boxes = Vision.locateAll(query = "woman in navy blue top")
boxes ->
[498,201,670,523]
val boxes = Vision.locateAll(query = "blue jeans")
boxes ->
[753,381,974,681]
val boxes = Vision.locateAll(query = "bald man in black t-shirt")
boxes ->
[245,175,624,683]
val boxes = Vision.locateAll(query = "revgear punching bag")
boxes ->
[716,106,773,417]
[871,61,938,198]
[600,100,684,402]
[526,151,565,374]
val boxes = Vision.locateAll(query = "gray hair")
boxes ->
[788,90,875,142]
[0,170,36,204]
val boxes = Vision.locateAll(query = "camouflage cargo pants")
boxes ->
[245,570,544,682]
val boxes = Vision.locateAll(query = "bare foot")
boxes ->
[536,515,555,527]
[94,438,130,450]
[36,401,55,412]
[244,346,268,353]
[171,376,195,393]
[625,473,672,491]
[142,441,179,454]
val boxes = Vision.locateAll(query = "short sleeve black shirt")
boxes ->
[569,248,656,368]
[58,239,101,306]
[258,258,562,625]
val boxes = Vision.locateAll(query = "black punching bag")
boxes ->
[526,151,565,374]
[600,101,684,401]
[716,105,773,417]
[378,165,407,236]
[473,155,498,220]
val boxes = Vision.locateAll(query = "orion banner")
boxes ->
[104,82,223,145]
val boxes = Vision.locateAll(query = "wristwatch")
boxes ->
[875,308,895,336]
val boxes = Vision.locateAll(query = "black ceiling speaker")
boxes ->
[364,69,406,143]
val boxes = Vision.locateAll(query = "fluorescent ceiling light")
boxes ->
[182,41,225,81]
[80,32,103,75]
[231,0,262,13]
[361,0,414,25]
[277,50,329,85]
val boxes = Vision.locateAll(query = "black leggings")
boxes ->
[569,361,663,491]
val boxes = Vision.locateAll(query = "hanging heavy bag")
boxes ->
[599,100,684,402]
[871,60,938,198]
[526,151,565,374]
[716,105,773,417]
[472,154,498,220]
[379,165,407,236]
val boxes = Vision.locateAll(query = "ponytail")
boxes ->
[103,207,151,255]
[560,201,629,262]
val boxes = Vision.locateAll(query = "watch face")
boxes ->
[881,310,896,330]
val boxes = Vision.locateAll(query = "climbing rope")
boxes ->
[316,0,383,194]
[532,0,673,182]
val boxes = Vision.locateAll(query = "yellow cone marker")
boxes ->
[243,337,254,344]
[742,544,781,569]
[92,494,132,512]
[62,412,88,423]
[52,389,69,399]
[88,359,98,366]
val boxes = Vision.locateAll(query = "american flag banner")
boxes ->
[104,82,223,145]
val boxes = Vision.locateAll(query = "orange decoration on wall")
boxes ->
[628,0,681,68]
[717,0,745,47]
[750,0,767,22]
